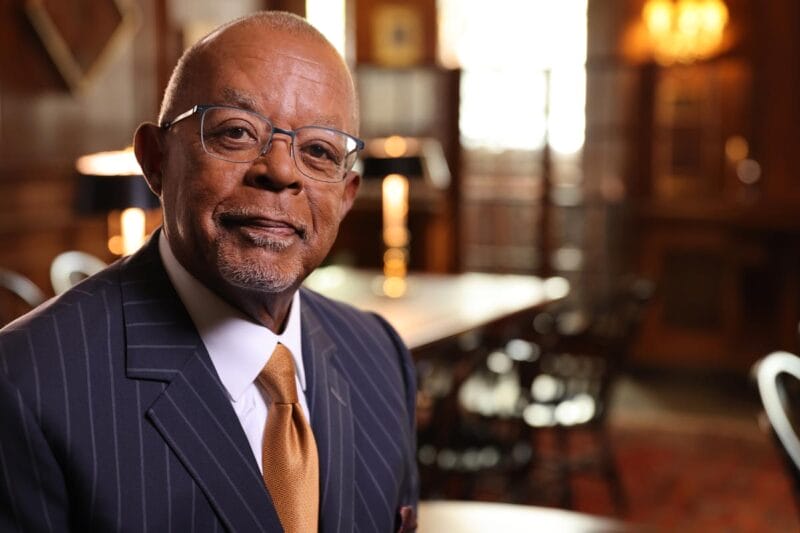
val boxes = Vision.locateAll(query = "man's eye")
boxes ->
[205,118,260,142]
[306,144,332,159]
[224,127,251,140]
[303,142,343,164]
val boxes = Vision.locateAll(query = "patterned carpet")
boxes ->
[570,413,800,532]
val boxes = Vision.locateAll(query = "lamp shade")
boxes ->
[361,136,450,189]
[76,174,159,214]
[362,156,424,179]
[75,148,159,213]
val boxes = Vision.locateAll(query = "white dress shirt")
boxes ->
[158,233,309,471]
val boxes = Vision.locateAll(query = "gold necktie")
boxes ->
[258,344,319,533]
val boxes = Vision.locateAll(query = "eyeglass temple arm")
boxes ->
[160,105,203,129]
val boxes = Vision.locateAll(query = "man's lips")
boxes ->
[219,213,306,239]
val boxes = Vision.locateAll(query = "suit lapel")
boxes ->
[121,236,282,532]
[301,291,355,533]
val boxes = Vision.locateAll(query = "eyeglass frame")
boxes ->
[160,104,365,183]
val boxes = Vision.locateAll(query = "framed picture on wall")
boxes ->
[651,60,751,201]
[652,65,722,199]
[371,4,425,67]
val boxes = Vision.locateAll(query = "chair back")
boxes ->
[0,268,46,326]
[754,351,800,504]
[50,251,107,294]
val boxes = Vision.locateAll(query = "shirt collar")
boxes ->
[158,232,306,402]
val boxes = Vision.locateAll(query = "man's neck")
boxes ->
[158,231,297,333]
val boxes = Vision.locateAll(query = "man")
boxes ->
[0,11,418,532]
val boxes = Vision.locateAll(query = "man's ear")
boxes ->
[134,123,165,197]
[338,170,361,219]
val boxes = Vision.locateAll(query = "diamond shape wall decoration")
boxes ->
[25,0,141,94]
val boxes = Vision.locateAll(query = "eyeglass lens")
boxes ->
[200,106,358,182]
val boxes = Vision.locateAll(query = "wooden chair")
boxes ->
[518,276,654,513]
[416,334,536,502]
[416,277,654,511]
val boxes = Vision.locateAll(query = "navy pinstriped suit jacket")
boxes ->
[0,235,418,532]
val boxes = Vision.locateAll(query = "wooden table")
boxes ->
[304,267,569,350]
[418,500,634,533]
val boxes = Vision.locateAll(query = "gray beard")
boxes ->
[216,234,302,294]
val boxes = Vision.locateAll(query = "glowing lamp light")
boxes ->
[382,173,409,298]
[643,0,728,65]
[75,147,143,176]
[75,147,159,256]
[383,135,408,158]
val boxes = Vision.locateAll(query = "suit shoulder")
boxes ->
[300,286,393,334]
[300,286,369,317]
[0,260,126,382]
[1,261,122,334]
[299,287,410,363]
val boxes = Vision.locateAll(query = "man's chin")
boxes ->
[215,247,302,295]
[219,264,297,294]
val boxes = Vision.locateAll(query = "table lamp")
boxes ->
[371,136,417,298]
[75,147,159,256]
[382,171,409,298]
[362,135,451,298]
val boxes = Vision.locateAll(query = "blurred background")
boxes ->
[2,0,799,530]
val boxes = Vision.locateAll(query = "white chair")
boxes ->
[753,350,800,508]
[0,268,46,326]
[50,251,107,295]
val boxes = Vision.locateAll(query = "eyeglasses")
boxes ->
[161,104,364,183]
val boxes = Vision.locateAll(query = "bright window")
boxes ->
[306,0,347,58]
[438,0,588,154]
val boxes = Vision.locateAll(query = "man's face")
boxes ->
[156,29,360,299]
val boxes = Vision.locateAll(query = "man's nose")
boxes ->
[246,136,303,192]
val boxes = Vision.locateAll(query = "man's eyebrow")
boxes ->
[219,88,259,111]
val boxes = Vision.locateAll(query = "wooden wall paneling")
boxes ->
[153,0,177,107]
[265,0,305,16]
[648,60,753,202]
[440,67,461,272]
[651,66,717,199]
[734,230,798,361]
[619,0,800,371]
[582,1,651,310]
[0,0,164,296]
[633,222,741,370]
[752,0,800,204]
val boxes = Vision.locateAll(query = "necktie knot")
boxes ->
[258,344,298,405]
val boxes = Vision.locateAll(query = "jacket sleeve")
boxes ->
[370,313,420,511]
[0,372,70,532]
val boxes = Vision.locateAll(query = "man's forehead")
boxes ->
[215,41,329,67]
[203,25,337,70]
[196,33,352,92]
[176,23,357,128]
[217,46,348,85]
